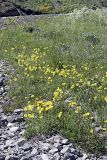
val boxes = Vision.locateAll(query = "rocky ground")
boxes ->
[0,61,107,159]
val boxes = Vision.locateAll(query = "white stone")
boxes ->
[42,154,49,160]
[10,126,19,132]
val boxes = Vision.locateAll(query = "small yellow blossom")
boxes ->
[104,120,107,123]
[104,96,107,102]
[58,112,62,118]
[101,128,107,131]
[24,113,34,118]
[83,112,90,118]
[69,101,76,107]
[90,129,93,134]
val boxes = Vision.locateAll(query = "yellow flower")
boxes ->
[105,72,107,77]
[31,94,34,98]
[24,104,33,111]
[101,128,107,131]
[62,83,66,86]
[45,106,53,111]
[83,112,90,118]
[90,129,93,134]
[28,66,37,71]
[69,101,76,107]
[53,87,63,101]
[104,120,107,123]
[58,112,62,118]
[24,113,34,118]
[75,106,81,113]
[47,77,53,84]
[104,96,107,102]
[14,78,17,81]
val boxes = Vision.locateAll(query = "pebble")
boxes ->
[60,146,71,154]
[10,127,19,132]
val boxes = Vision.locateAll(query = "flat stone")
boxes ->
[49,147,58,154]
[64,152,77,160]
[41,154,49,160]
[32,155,43,160]
[14,109,24,114]
[17,138,27,147]
[7,116,16,123]
[62,139,69,145]
[41,143,51,151]
[53,153,60,160]
[5,155,19,160]
[70,148,82,157]
[7,122,16,127]
[5,139,15,147]
[23,143,32,151]
[10,126,19,132]
[60,146,71,154]
[31,148,38,155]
[0,77,4,86]
[0,155,5,160]
[54,143,63,151]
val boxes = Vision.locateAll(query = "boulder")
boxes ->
[101,0,107,7]
[0,2,20,17]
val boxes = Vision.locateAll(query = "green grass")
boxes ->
[9,0,102,13]
[0,9,107,153]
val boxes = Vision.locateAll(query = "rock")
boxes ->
[70,148,82,157]
[51,0,62,10]
[41,154,49,160]
[0,77,4,86]
[54,135,62,143]
[31,148,38,155]
[0,155,5,160]
[5,139,15,147]
[17,138,27,147]
[62,139,69,145]
[7,115,16,123]
[7,122,16,127]
[41,143,51,151]
[60,146,71,154]
[32,155,43,160]
[15,115,24,123]
[81,153,89,160]
[19,129,25,136]
[1,115,7,122]
[23,143,32,151]
[10,126,19,132]
[101,0,107,7]
[64,152,77,160]
[54,143,63,151]
[0,2,20,17]
[49,147,58,154]
[5,155,19,160]
[94,126,101,133]
[14,109,24,114]
[100,156,107,160]
[0,145,5,150]
[53,153,60,160]
[0,87,5,95]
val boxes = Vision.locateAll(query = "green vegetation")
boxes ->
[9,0,101,13]
[0,9,107,153]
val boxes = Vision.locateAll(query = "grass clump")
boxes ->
[0,9,107,153]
